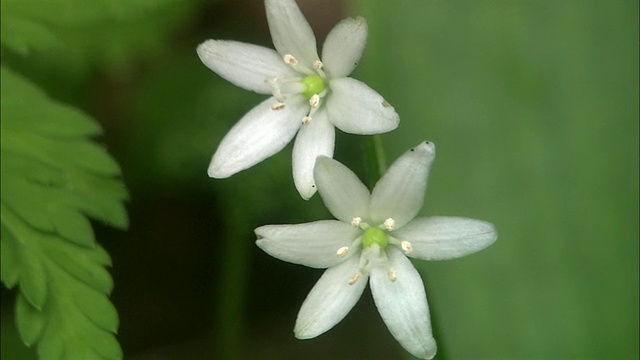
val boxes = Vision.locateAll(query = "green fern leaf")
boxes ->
[0,0,182,55]
[1,66,127,360]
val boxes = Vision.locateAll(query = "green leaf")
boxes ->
[1,67,129,237]
[41,238,114,294]
[0,224,20,288]
[1,65,127,359]
[18,242,48,310]
[2,198,123,360]
[16,293,46,346]
[0,0,182,55]
[0,15,63,55]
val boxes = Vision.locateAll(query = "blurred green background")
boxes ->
[2,0,638,359]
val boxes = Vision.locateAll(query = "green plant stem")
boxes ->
[363,135,388,187]
[215,200,251,359]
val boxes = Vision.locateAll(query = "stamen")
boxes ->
[283,54,298,65]
[336,247,349,257]
[271,102,286,111]
[401,240,413,254]
[313,60,324,70]
[351,217,362,227]
[388,267,397,282]
[309,94,320,108]
[347,273,361,285]
[384,218,395,231]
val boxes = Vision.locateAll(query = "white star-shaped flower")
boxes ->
[197,0,399,199]
[255,141,498,359]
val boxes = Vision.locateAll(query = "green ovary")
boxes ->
[301,75,326,99]
[362,227,389,249]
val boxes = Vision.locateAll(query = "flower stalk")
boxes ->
[363,134,388,188]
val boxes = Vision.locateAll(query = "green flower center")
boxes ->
[362,227,389,249]
[301,75,326,99]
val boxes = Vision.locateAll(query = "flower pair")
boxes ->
[197,0,497,359]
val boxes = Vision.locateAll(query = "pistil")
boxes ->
[362,227,389,249]
[301,75,327,99]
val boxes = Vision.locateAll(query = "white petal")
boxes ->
[208,96,306,178]
[322,17,368,78]
[294,255,367,339]
[265,0,319,68]
[197,40,298,94]
[326,78,399,134]
[314,156,371,224]
[370,247,437,359]
[292,108,335,199]
[392,217,498,261]
[255,220,362,269]
[369,142,436,228]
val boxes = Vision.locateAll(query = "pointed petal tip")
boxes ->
[342,16,368,31]
[293,326,315,340]
[207,163,232,179]
[297,185,317,200]
[196,39,224,64]
[420,337,438,360]
[353,15,367,25]
[413,141,436,158]
[195,39,213,56]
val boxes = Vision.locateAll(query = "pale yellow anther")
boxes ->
[302,116,311,124]
[336,247,349,257]
[313,60,324,70]
[388,267,397,282]
[283,54,298,65]
[347,272,361,285]
[309,94,320,108]
[401,240,413,254]
[271,102,286,111]
[351,217,362,227]
[384,218,396,231]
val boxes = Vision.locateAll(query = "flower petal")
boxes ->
[322,17,368,78]
[370,247,437,359]
[208,96,306,178]
[326,78,399,134]
[197,40,298,94]
[255,220,362,268]
[369,142,436,228]
[392,217,498,261]
[294,255,367,339]
[265,0,319,68]
[314,156,371,224]
[292,107,335,199]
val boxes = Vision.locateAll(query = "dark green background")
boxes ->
[2,0,638,359]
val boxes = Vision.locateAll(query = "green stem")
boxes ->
[363,135,388,188]
[214,200,251,359]
[373,135,388,176]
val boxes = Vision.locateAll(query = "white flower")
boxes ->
[197,0,399,199]
[255,141,498,359]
